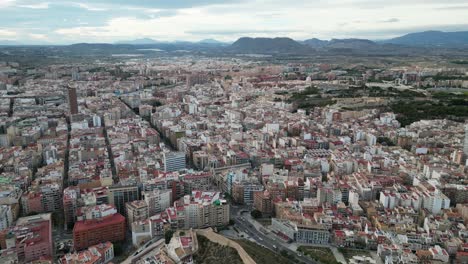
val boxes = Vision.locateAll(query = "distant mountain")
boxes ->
[303,38,377,49]
[229,37,312,54]
[198,39,224,44]
[0,40,22,46]
[69,43,120,48]
[383,30,468,47]
[115,38,159,45]
[302,38,328,48]
[327,38,377,49]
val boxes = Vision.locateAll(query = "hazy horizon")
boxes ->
[0,0,468,44]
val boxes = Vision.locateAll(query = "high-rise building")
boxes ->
[182,172,212,193]
[0,213,53,263]
[163,152,186,172]
[68,87,78,115]
[125,200,148,229]
[186,74,208,88]
[180,191,229,229]
[108,184,140,216]
[253,190,273,216]
[464,124,468,157]
[63,186,80,229]
[232,182,264,205]
[143,189,172,217]
[0,205,13,231]
[21,184,62,215]
[73,206,125,250]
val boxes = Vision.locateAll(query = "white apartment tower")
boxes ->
[163,152,186,172]
[464,124,468,156]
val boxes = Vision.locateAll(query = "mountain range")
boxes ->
[382,30,468,47]
[115,38,229,46]
[227,31,468,54]
[229,37,312,53]
[1,30,467,55]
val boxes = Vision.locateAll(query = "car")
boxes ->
[272,245,277,249]
[297,253,302,257]
[259,237,263,241]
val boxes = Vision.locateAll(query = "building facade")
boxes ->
[73,212,125,251]
[108,184,139,216]
[163,152,186,172]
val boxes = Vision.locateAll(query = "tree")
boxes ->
[251,209,262,219]
[321,173,328,183]
[165,230,175,244]
[151,100,162,107]
[113,242,123,256]
[377,137,395,146]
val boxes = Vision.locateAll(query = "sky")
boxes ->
[0,0,467,44]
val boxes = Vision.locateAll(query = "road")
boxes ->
[230,206,318,264]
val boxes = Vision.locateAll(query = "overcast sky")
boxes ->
[0,0,467,44]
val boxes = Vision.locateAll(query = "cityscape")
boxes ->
[1,1,468,264]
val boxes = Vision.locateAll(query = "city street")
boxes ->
[229,205,318,264]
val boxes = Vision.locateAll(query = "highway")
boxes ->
[230,206,318,264]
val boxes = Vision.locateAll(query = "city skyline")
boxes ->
[0,0,468,44]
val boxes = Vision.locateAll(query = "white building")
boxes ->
[380,191,397,209]
[143,189,172,217]
[429,245,449,263]
[0,205,13,231]
[366,133,377,146]
[92,115,102,127]
[163,152,186,172]
[464,124,468,155]
[422,191,450,215]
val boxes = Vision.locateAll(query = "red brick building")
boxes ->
[254,190,273,216]
[0,213,53,263]
[73,213,125,250]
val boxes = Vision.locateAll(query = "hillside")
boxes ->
[303,38,377,49]
[193,235,243,264]
[302,38,328,47]
[327,38,377,49]
[229,37,312,54]
[235,239,296,264]
[384,30,468,47]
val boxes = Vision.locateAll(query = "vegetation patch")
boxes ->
[236,239,298,264]
[390,94,468,126]
[338,248,373,261]
[194,235,243,264]
[297,246,341,264]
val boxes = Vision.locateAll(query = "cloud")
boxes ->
[381,18,400,23]
[437,4,468,10]
[28,33,48,40]
[0,28,17,39]
[73,2,107,11]
[92,0,245,9]
[4,0,468,43]
[18,2,49,9]
[186,29,301,35]
[0,0,15,8]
